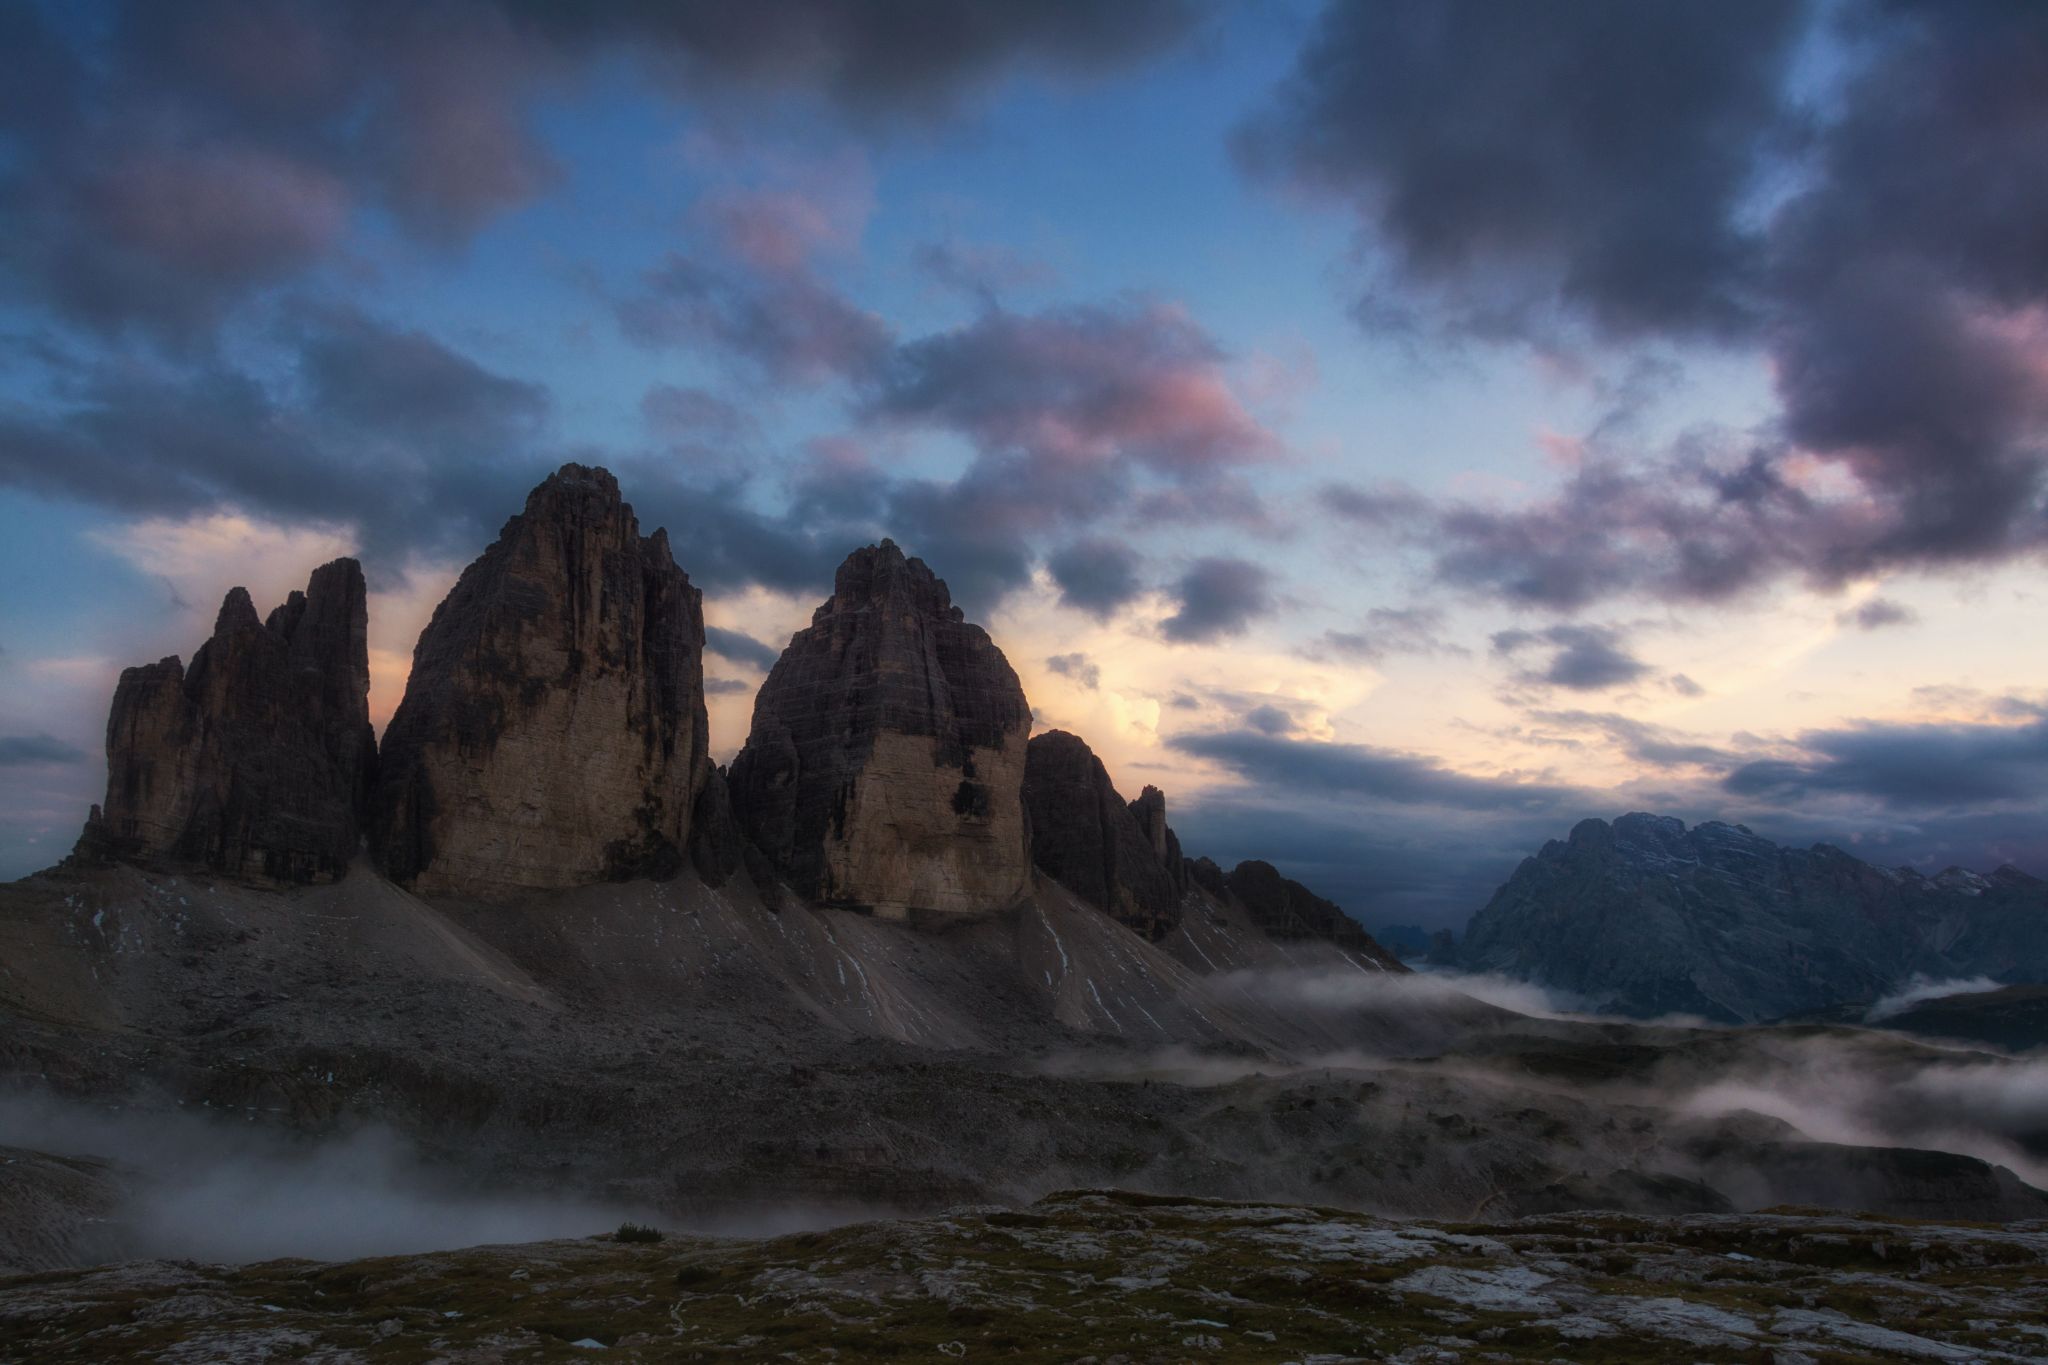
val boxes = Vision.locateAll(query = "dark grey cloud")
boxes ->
[1325,438,1852,613]
[1160,557,1272,643]
[0,287,1271,620]
[1045,652,1100,689]
[1171,728,1575,814]
[504,0,1209,120]
[0,733,89,766]
[874,475,1039,615]
[600,295,1280,613]
[1724,712,2048,810]
[0,1,1249,618]
[704,677,754,696]
[625,465,879,599]
[1166,687,2048,931]
[1170,716,2048,928]
[1530,710,1732,770]
[1047,538,1145,618]
[641,386,753,445]
[1491,624,1649,692]
[913,239,1056,305]
[0,0,1206,340]
[1241,0,1803,342]
[288,303,551,453]
[0,307,543,559]
[705,627,782,671]
[866,301,1275,476]
[857,302,1276,612]
[616,255,894,386]
[1243,704,1293,737]
[1270,2,2048,610]
[1308,606,1460,663]
[1839,597,1917,631]
[1316,482,1425,527]
[0,314,874,597]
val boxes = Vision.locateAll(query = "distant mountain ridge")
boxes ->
[1459,813,2048,1022]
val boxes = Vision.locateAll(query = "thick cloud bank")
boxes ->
[1260,1,2048,608]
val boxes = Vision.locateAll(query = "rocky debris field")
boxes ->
[2,1189,2045,1363]
[6,860,2048,1267]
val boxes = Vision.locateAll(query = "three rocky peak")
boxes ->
[76,462,1373,952]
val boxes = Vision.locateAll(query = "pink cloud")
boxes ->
[873,301,1279,477]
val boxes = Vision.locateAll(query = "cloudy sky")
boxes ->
[3,0,2046,927]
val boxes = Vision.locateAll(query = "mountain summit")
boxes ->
[1459,813,2048,1021]
[727,540,1033,920]
[79,558,375,884]
[371,464,711,897]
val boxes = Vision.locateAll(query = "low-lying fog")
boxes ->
[9,968,2042,1267]
[0,1094,879,1265]
[1043,965,2048,1190]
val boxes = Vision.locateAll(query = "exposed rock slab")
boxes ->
[1022,730,1182,939]
[371,464,709,898]
[81,559,375,883]
[727,541,1030,919]
[7,1193,2043,1361]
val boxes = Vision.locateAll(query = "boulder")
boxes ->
[1022,730,1183,939]
[727,541,1030,919]
[371,464,709,898]
[82,558,375,882]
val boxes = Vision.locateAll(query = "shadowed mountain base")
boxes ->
[3,856,2045,1275]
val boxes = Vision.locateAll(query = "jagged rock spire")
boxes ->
[84,557,375,882]
[1023,730,1184,940]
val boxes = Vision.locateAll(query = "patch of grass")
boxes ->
[611,1221,663,1244]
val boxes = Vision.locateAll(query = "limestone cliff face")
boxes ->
[727,541,1031,919]
[1023,731,1183,940]
[85,559,375,882]
[371,464,709,898]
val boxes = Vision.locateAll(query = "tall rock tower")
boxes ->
[371,464,709,898]
[727,541,1032,919]
[85,557,376,882]
[1023,731,1184,940]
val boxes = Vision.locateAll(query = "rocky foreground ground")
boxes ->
[3,1189,2045,1363]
